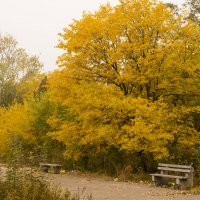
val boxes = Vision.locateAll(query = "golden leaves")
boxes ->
[48,0,200,161]
[0,104,35,156]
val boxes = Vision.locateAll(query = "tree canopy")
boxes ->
[0,34,42,106]
[48,0,200,166]
[185,0,200,22]
[0,0,200,175]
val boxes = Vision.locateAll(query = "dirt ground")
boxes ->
[47,171,200,200]
[1,164,200,200]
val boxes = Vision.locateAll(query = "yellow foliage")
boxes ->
[17,73,45,100]
[0,103,35,156]
[48,0,200,161]
[49,73,179,160]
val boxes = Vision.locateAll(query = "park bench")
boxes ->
[150,163,193,190]
[39,163,62,174]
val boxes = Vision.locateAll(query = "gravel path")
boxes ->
[47,172,200,200]
[1,164,200,200]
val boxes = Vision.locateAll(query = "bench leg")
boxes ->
[175,179,188,190]
[161,177,168,185]
[154,177,162,186]
[41,166,50,173]
[186,174,193,189]
[184,179,192,190]
[153,176,168,186]
[53,166,61,174]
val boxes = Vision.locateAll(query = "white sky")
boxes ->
[0,0,185,72]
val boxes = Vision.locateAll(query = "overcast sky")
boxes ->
[0,0,185,72]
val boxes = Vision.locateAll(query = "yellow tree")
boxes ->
[0,103,35,157]
[17,74,46,101]
[49,0,200,171]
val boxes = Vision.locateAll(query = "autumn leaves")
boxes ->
[0,0,200,173]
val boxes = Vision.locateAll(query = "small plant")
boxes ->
[0,168,62,200]
[68,187,93,200]
[0,133,93,200]
[0,165,93,200]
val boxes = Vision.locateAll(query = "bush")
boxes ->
[0,166,93,200]
[0,167,63,200]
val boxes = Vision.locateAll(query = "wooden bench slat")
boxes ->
[51,164,62,167]
[158,163,192,169]
[39,163,52,167]
[157,167,191,173]
[150,173,188,179]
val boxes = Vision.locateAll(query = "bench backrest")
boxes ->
[158,163,193,173]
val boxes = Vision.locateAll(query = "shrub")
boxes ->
[0,166,93,200]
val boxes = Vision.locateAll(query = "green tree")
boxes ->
[185,0,200,22]
[0,34,42,106]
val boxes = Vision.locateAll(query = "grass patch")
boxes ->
[0,166,93,200]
